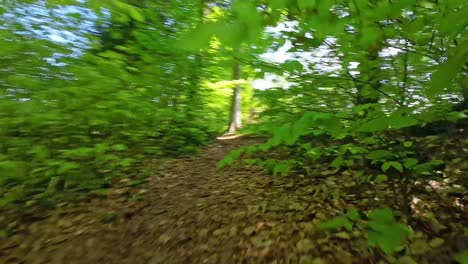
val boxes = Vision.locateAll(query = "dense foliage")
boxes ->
[0,0,242,206]
[217,1,467,187]
[0,0,467,261]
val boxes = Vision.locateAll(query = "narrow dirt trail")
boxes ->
[2,138,342,264]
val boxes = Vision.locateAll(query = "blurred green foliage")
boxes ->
[1,0,467,235]
[0,0,244,207]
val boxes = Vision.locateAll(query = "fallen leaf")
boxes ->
[158,233,171,244]
[334,232,351,239]
[312,258,327,264]
[299,255,314,264]
[396,256,418,264]
[198,229,209,238]
[429,238,444,248]
[212,228,225,236]
[410,239,430,255]
[229,226,238,236]
[256,221,275,232]
[243,226,256,236]
[296,238,314,253]
[0,229,8,239]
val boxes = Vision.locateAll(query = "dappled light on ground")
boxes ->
[217,134,249,140]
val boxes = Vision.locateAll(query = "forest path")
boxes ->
[2,138,341,264]
[2,137,463,264]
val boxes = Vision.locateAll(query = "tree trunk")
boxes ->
[355,48,381,105]
[350,0,381,106]
[228,60,242,134]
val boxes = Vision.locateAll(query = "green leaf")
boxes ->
[271,123,292,146]
[403,158,418,169]
[346,208,360,221]
[331,156,344,168]
[57,162,80,174]
[367,208,410,255]
[179,23,215,51]
[428,159,444,167]
[428,40,468,98]
[217,156,234,169]
[128,7,145,22]
[119,158,134,167]
[112,144,128,151]
[403,141,413,148]
[359,117,389,132]
[382,161,403,173]
[367,208,395,223]
[273,161,291,176]
[306,148,322,161]
[215,21,245,48]
[375,174,388,183]
[0,161,27,183]
[388,115,418,130]
[282,60,303,74]
[319,216,353,231]
[0,195,17,208]
[368,150,393,160]
[367,224,409,255]
[292,115,314,140]
[455,250,468,264]
[62,147,95,159]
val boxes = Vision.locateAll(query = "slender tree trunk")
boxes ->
[351,0,381,106]
[228,60,242,134]
[355,48,381,105]
[400,46,409,105]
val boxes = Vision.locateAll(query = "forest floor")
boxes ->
[1,137,467,264]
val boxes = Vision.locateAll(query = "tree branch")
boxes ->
[346,72,405,106]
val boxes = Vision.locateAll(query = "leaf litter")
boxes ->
[0,137,466,264]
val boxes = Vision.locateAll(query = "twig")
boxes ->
[346,72,405,106]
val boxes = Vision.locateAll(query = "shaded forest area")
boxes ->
[0,0,467,263]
